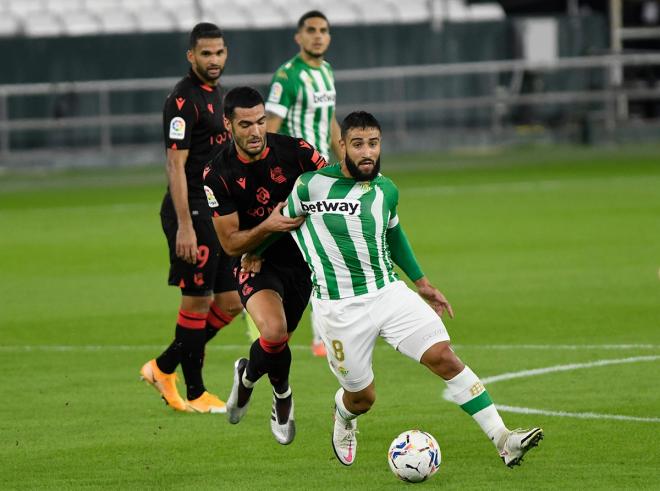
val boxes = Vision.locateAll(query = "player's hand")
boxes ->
[414,277,454,319]
[263,202,305,232]
[176,222,198,264]
[241,253,263,275]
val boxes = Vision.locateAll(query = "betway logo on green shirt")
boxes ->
[312,91,336,107]
[301,199,361,215]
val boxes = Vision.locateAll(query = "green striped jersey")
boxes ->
[265,54,336,161]
[284,164,400,300]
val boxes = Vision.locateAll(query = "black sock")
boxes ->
[179,325,207,400]
[267,342,291,395]
[245,338,269,384]
[156,337,182,374]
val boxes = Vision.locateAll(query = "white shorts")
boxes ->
[310,280,450,392]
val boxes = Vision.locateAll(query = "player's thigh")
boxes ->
[245,289,287,341]
[279,264,313,334]
[162,214,220,294]
[311,296,379,392]
[374,281,450,362]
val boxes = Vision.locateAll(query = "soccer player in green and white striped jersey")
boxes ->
[245,111,543,468]
[265,10,342,356]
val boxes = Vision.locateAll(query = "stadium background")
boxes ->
[1,1,659,489]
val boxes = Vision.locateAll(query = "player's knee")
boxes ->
[421,342,464,380]
[219,300,243,318]
[213,292,243,318]
[257,318,288,342]
[180,295,212,314]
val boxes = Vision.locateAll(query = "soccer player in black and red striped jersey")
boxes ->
[140,23,242,414]
[203,86,327,444]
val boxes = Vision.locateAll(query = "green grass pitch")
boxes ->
[1,145,659,489]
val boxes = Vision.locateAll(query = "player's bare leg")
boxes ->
[421,341,543,467]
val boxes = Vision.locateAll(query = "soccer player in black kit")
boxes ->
[140,23,243,413]
[203,87,327,444]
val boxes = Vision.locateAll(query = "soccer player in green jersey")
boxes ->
[244,111,543,468]
[265,10,342,356]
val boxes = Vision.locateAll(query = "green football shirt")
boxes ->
[284,164,401,300]
[265,54,336,161]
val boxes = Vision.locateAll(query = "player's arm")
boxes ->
[387,223,454,319]
[163,93,198,264]
[213,202,303,257]
[266,114,283,133]
[330,116,343,161]
[242,177,308,272]
[265,70,293,133]
[386,200,454,318]
[166,148,197,264]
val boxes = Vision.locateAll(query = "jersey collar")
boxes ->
[233,143,271,164]
[188,68,217,93]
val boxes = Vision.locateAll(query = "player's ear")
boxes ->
[186,49,194,64]
[294,31,301,47]
[223,116,232,134]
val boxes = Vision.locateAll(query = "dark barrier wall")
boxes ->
[2,15,607,151]
[1,16,606,84]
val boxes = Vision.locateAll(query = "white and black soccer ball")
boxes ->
[387,430,441,483]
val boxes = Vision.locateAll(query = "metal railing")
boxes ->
[1,52,659,161]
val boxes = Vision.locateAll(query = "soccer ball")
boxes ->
[387,430,441,483]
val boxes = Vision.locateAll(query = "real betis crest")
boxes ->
[359,181,372,192]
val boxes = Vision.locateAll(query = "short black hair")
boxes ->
[223,86,264,119]
[340,111,382,139]
[297,10,329,30]
[189,22,223,49]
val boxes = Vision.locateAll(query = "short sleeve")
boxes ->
[265,69,294,119]
[296,138,327,172]
[163,91,197,150]
[283,175,309,218]
[385,180,400,229]
[203,164,236,216]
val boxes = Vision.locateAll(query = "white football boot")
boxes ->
[270,387,295,445]
[332,408,358,466]
[499,427,544,467]
[226,358,252,424]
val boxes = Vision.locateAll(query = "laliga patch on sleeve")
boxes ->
[204,185,219,208]
[268,82,283,103]
[169,117,186,140]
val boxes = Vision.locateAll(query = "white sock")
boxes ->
[445,366,508,448]
[334,388,357,422]
[241,371,255,389]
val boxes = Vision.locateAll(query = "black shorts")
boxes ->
[234,260,312,333]
[161,212,236,296]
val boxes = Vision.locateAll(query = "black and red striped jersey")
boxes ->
[204,133,327,264]
[161,69,231,217]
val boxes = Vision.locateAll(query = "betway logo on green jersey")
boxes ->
[301,199,360,216]
[312,91,336,107]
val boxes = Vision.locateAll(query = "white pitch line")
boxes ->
[442,355,660,423]
[494,405,660,423]
[0,343,659,352]
[480,355,660,384]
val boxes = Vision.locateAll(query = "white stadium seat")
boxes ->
[319,3,361,26]
[0,13,21,36]
[8,0,46,17]
[202,1,252,30]
[0,0,501,37]
[45,0,84,14]
[83,0,119,15]
[22,11,63,37]
[134,8,176,32]
[62,11,102,35]
[97,9,139,34]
